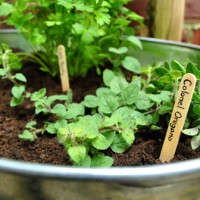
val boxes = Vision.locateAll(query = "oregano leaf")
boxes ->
[99,93,119,114]
[122,56,141,74]
[92,134,109,150]
[14,73,27,82]
[68,146,87,164]
[91,155,113,167]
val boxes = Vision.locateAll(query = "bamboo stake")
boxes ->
[149,0,185,41]
[57,45,70,92]
[160,73,197,162]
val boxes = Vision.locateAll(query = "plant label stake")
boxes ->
[159,73,197,163]
[58,45,70,92]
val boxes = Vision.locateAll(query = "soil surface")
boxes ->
[0,63,200,166]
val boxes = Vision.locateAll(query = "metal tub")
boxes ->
[0,30,200,200]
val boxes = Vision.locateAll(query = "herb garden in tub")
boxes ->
[0,0,200,199]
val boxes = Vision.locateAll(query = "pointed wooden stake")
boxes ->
[57,45,70,92]
[160,73,197,163]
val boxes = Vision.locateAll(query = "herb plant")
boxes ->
[0,0,143,77]
[0,44,200,167]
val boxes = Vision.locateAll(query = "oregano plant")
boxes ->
[0,44,200,167]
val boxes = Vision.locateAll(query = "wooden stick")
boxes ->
[159,73,197,163]
[168,0,185,41]
[149,0,185,41]
[57,45,70,92]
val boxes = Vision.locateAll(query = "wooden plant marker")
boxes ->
[159,73,197,163]
[57,45,70,92]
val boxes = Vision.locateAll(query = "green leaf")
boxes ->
[127,12,143,24]
[82,95,98,108]
[158,104,172,115]
[26,121,37,129]
[31,88,46,101]
[122,56,141,74]
[171,60,185,73]
[0,3,14,16]
[11,85,25,99]
[68,146,87,164]
[46,119,68,134]
[121,84,140,105]
[74,2,93,12]
[135,92,151,110]
[95,7,110,25]
[66,103,85,119]
[158,76,172,83]
[169,70,182,79]
[193,93,200,101]
[122,129,135,145]
[46,95,68,106]
[75,116,99,139]
[57,128,68,144]
[0,68,8,76]
[91,155,113,167]
[192,118,200,127]
[102,116,122,127]
[112,107,131,121]
[191,134,200,150]
[103,69,115,87]
[52,104,67,118]
[10,96,24,107]
[186,62,200,79]
[76,155,91,167]
[150,125,162,131]
[193,105,200,115]
[46,123,57,134]
[126,36,143,49]
[110,77,128,95]
[19,130,35,142]
[111,134,129,153]
[102,131,115,147]
[72,23,84,35]
[81,31,94,44]
[148,91,171,104]
[109,47,128,54]
[131,110,152,126]
[34,102,47,114]
[96,87,110,96]
[182,125,200,136]
[155,67,169,77]
[14,73,27,82]
[45,20,62,26]
[92,134,109,150]
[99,93,119,114]
[57,0,73,9]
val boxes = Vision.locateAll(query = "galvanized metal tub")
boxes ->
[0,30,200,200]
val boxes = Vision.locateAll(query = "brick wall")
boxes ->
[129,0,200,45]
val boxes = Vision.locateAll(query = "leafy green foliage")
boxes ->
[1,45,200,167]
[0,0,143,77]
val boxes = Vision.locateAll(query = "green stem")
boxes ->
[98,126,137,132]
[16,52,51,74]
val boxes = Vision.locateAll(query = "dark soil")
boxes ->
[0,63,200,166]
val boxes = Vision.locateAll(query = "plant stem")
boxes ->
[16,52,51,74]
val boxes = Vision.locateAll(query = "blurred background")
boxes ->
[1,0,199,45]
[127,0,200,44]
